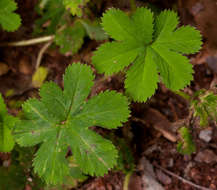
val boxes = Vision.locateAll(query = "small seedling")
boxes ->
[191,90,217,127]
[176,90,216,155]
[0,0,21,31]
[35,0,107,55]
[63,0,90,17]
[92,7,202,102]
[177,126,196,155]
[14,63,130,184]
[34,0,65,35]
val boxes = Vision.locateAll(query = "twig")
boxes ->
[35,41,53,70]
[153,163,212,190]
[0,35,54,47]
[132,117,177,142]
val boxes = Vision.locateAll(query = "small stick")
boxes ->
[132,117,177,142]
[35,41,53,69]
[0,35,54,47]
[153,163,212,190]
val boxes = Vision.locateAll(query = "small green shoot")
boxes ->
[177,126,196,155]
[191,90,217,127]
[63,0,90,17]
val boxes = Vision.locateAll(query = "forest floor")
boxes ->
[0,0,217,190]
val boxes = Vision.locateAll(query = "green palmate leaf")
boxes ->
[177,127,196,155]
[93,7,202,102]
[14,63,130,184]
[0,0,21,31]
[0,94,17,152]
[55,22,86,54]
[63,0,90,17]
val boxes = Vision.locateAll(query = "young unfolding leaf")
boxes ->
[35,0,107,56]
[0,0,21,31]
[191,90,217,127]
[14,63,130,184]
[63,0,90,17]
[32,66,48,88]
[0,94,17,152]
[92,7,202,102]
[177,127,196,155]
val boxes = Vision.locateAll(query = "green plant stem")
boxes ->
[174,91,191,101]
[0,35,54,47]
[123,171,133,190]
[130,0,136,12]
